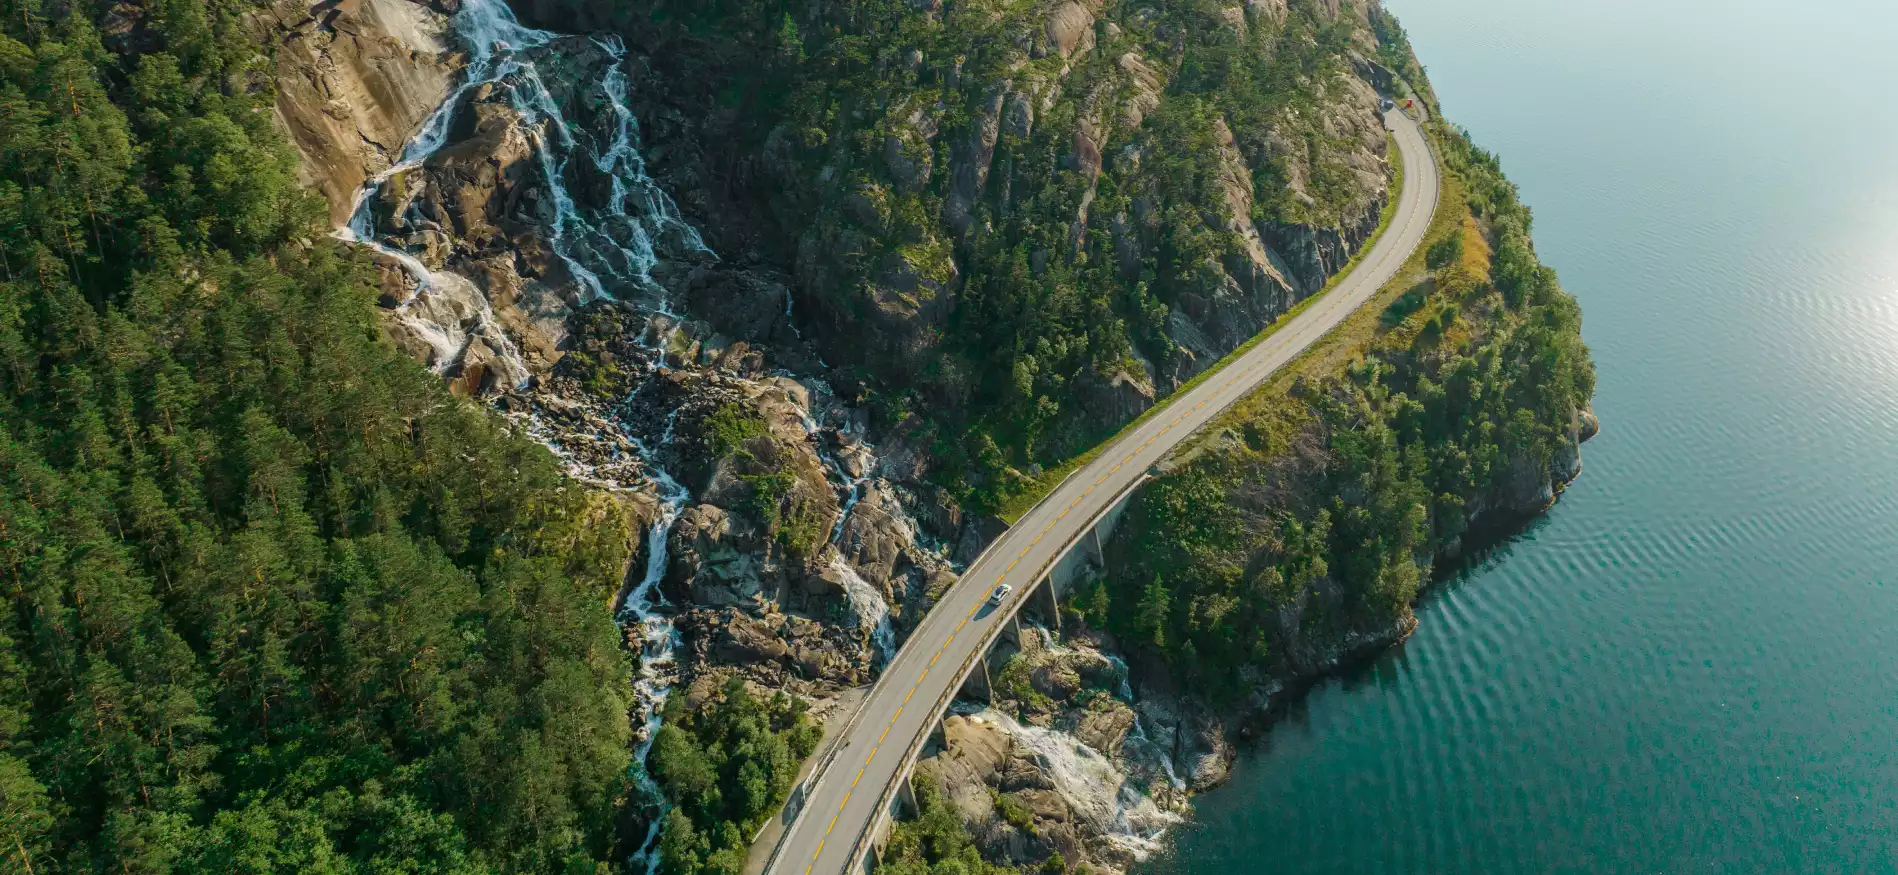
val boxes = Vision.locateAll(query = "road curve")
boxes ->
[768,108,1438,875]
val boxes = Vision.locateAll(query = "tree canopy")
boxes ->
[0,2,641,871]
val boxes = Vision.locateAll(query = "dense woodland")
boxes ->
[0,2,647,871]
[1088,123,1594,697]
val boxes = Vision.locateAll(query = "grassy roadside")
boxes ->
[996,128,1413,524]
[1174,120,1466,463]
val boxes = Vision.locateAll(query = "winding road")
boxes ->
[767,107,1438,875]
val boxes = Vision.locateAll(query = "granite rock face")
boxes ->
[262,0,464,225]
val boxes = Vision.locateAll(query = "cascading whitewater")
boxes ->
[967,708,1182,859]
[334,0,929,869]
[830,556,898,665]
[331,1,712,870]
[787,380,910,661]
[336,0,706,385]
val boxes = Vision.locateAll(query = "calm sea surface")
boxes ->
[1138,0,1898,871]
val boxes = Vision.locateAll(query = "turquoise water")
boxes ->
[1139,0,1898,871]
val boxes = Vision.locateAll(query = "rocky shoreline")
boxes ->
[905,439,1596,875]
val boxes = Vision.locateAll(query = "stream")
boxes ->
[333,1,907,869]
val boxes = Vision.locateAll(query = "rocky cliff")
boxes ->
[507,0,1411,513]
[259,0,464,224]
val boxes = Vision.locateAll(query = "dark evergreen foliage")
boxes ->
[649,678,820,875]
[0,2,639,871]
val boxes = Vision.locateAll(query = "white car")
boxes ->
[989,584,1013,606]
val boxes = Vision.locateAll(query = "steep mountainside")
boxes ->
[510,0,1419,515]
[0,2,643,872]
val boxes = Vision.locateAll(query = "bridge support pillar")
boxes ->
[1001,613,1022,648]
[897,772,919,817]
[1033,575,1062,634]
[960,659,992,703]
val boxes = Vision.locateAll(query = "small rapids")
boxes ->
[336,0,704,386]
[970,708,1183,860]
[788,381,906,656]
[1027,631,1185,793]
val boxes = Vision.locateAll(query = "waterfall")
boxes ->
[336,0,707,387]
[827,426,874,544]
[830,555,897,665]
[1104,653,1134,701]
[784,382,901,662]
[332,1,913,870]
[615,456,689,875]
[331,1,719,870]
[972,709,1182,859]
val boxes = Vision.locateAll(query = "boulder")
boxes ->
[835,482,915,589]
[711,612,791,663]
[1069,703,1135,758]
[917,714,1013,824]
[1043,2,1096,59]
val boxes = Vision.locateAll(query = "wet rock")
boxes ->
[836,482,916,588]
[1068,702,1136,758]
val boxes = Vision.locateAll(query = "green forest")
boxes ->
[648,678,821,875]
[0,2,646,872]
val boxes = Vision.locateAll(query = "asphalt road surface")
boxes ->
[767,108,1439,875]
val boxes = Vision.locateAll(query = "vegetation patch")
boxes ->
[879,774,1023,875]
[997,131,1410,523]
[651,678,823,875]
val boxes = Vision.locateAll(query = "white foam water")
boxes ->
[614,454,690,875]
[336,0,705,388]
[973,708,1182,860]
[830,555,897,665]
[330,2,715,870]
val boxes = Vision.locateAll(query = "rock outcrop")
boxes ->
[263,0,464,224]
[916,631,1187,874]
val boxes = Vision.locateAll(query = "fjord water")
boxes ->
[1140,0,1898,871]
